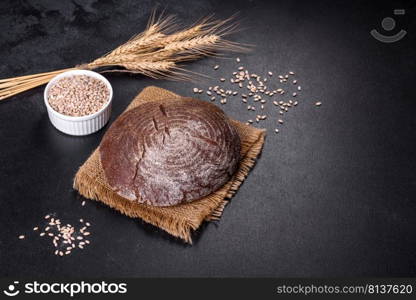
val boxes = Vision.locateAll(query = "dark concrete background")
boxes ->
[0,0,415,277]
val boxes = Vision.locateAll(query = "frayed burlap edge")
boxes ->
[73,86,266,243]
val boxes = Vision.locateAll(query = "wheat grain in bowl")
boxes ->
[47,74,110,117]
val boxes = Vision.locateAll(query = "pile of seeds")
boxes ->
[47,75,110,117]
[192,58,322,133]
[18,213,92,257]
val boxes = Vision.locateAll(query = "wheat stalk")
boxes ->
[0,12,248,101]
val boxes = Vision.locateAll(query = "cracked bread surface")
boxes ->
[99,97,241,206]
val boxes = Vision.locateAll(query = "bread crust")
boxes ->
[99,97,241,206]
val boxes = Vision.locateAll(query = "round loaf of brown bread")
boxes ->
[99,97,241,206]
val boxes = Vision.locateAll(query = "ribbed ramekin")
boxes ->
[44,70,113,136]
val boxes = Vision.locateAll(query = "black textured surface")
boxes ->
[1,0,415,277]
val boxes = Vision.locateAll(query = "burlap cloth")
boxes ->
[73,86,266,243]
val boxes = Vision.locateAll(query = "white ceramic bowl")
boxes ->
[44,69,113,136]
